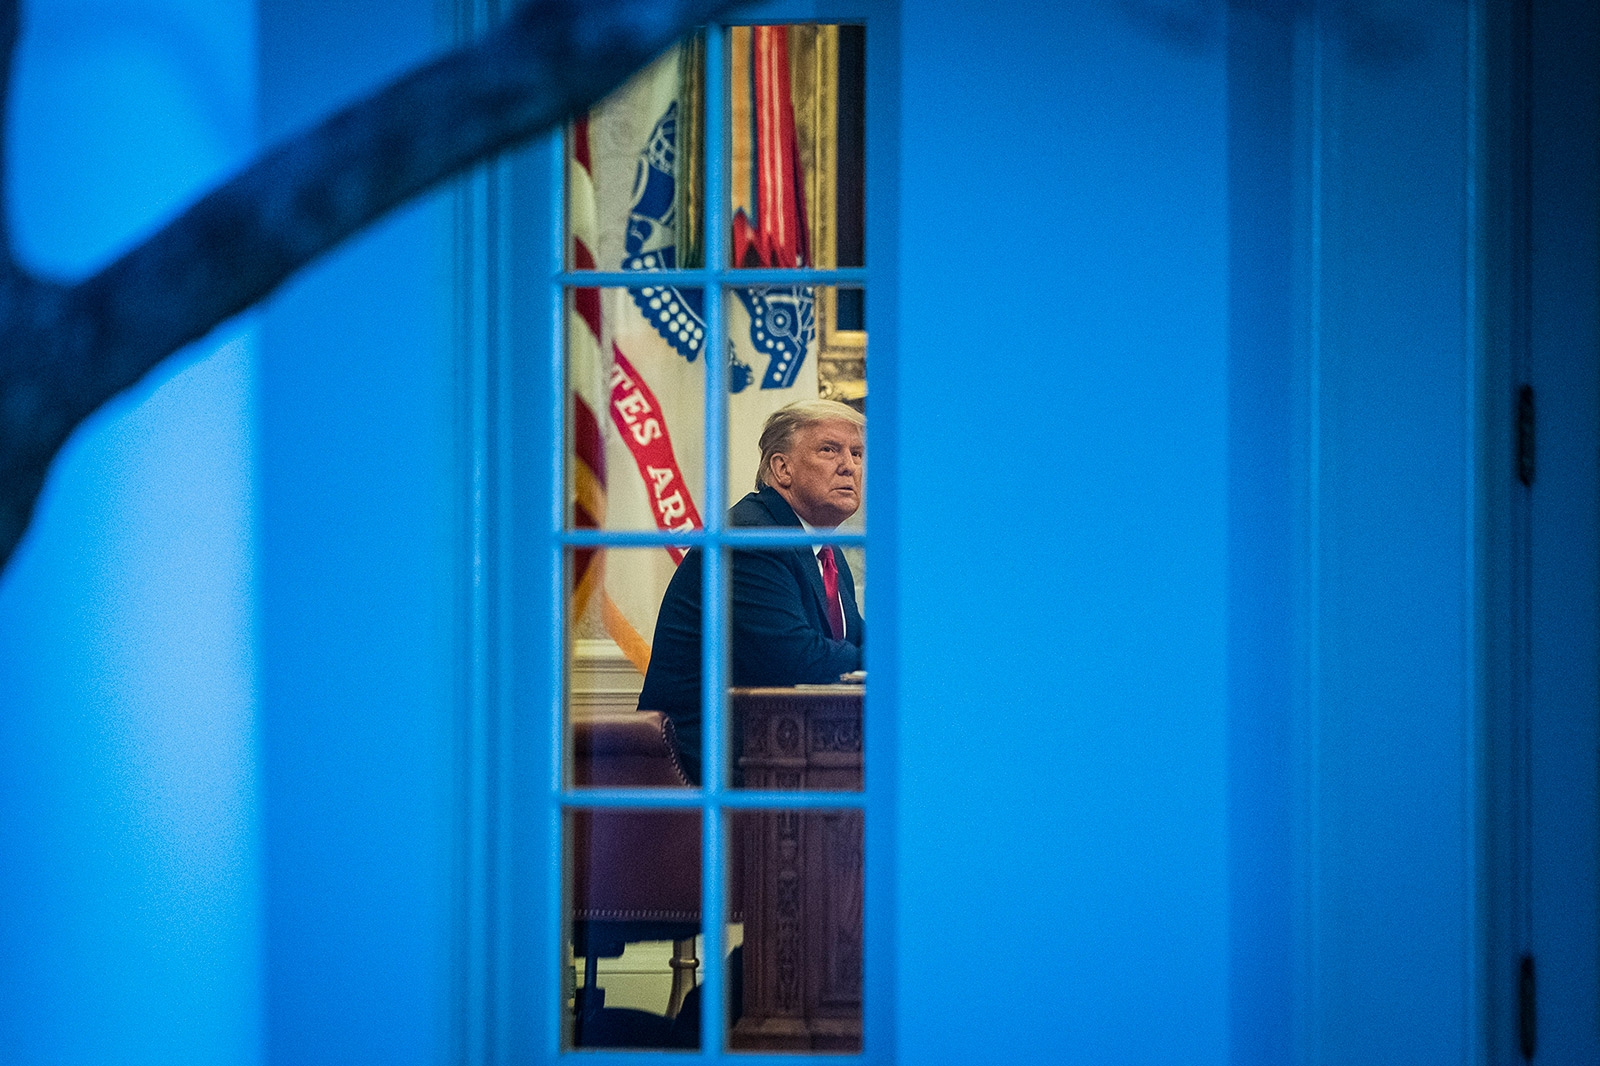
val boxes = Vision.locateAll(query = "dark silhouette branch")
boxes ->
[0,0,744,573]
[0,0,18,262]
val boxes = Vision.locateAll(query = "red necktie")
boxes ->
[818,546,845,641]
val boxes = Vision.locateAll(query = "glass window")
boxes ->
[557,17,872,1055]
[727,25,865,269]
[567,44,705,273]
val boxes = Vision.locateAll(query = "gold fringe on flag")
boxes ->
[675,31,705,270]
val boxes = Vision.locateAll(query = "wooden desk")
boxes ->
[730,686,863,1053]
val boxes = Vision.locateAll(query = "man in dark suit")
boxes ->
[639,399,865,784]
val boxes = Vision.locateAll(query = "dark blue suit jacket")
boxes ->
[637,484,864,782]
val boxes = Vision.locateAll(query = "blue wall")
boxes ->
[256,0,457,1063]
[1302,14,1483,1060]
[894,1,1229,1059]
[0,0,259,1062]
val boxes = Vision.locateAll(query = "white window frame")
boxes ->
[471,2,900,1061]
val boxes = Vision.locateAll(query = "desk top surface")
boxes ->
[729,685,864,699]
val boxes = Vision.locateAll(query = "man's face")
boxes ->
[770,418,864,528]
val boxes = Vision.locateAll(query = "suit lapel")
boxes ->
[751,485,847,636]
[833,547,863,644]
[834,547,858,612]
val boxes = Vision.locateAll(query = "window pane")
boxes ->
[565,286,705,533]
[725,285,866,529]
[567,547,701,787]
[726,550,865,792]
[565,807,703,1049]
[567,34,704,271]
[627,545,866,791]
[726,809,864,1052]
[727,25,865,269]
[733,682,864,792]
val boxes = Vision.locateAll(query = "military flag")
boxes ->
[568,30,823,675]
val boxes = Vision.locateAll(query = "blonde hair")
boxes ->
[756,399,866,490]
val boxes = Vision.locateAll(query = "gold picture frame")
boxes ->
[792,26,866,406]
[730,25,866,405]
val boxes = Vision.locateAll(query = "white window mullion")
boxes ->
[544,128,576,1060]
[697,20,730,1056]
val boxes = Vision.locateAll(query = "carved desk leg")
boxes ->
[805,809,863,1051]
[732,708,813,1049]
[730,698,864,1052]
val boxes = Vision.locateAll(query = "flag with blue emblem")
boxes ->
[569,32,821,675]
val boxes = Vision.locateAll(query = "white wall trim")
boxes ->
[569,638,645,715]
